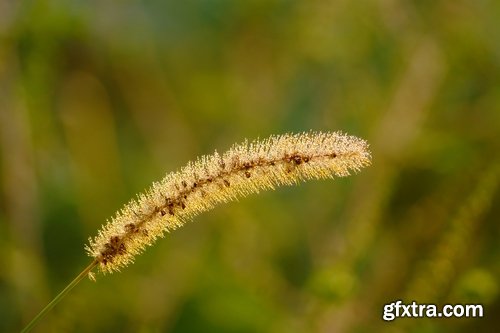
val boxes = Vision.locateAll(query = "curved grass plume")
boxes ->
[22,131,371,332]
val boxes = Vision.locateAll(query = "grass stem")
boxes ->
[21,260,98,333]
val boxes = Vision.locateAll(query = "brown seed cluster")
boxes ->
[85,131,371,274]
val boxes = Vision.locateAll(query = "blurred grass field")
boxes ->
[1,1,499,332]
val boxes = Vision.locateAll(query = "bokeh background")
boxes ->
[1,1,499,332]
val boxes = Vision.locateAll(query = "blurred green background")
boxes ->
[1,1,499,332]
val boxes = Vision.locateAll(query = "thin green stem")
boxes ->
[21,260,98,333]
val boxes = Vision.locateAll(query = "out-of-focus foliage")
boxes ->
[1,1,499,332]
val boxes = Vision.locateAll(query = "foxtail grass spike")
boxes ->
[86,131,371,274]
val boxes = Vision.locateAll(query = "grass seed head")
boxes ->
[85,131,371,274]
